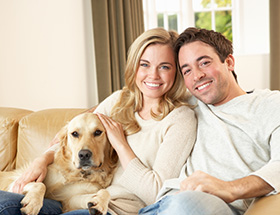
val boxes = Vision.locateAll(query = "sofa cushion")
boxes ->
[0,107,33,171]
[16,108,85,169]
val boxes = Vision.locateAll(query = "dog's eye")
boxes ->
[71,131,79,138]
[94,130,102,137]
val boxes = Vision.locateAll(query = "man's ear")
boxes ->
[226,54,235,71]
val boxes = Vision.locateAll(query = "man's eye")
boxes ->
[71,131,79,138]
[200,61,210,67]
[182,69,191,75]
[94,130,102,137]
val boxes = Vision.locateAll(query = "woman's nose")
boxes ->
[148,67,160,79]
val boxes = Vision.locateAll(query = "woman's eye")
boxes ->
[140,63,148,67]
[160,65,170,70]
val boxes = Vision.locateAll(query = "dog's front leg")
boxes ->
[65,189,110,215]
[20,182,46,215]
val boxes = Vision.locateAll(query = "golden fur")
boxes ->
[0,113,118,215]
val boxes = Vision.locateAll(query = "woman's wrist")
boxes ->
[41,150,55,166]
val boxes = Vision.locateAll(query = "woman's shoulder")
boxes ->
[166,105,195,121]
[94,90,122,115]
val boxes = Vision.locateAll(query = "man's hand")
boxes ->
[180,171,236,203]
[180,171,274,203]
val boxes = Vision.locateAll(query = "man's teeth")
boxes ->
[146,82,160,87]
[197,83,210,90]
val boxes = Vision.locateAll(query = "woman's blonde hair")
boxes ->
[110,28,190,135]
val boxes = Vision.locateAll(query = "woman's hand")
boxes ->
[96,113,136,169]
[12,150,55,194]
[96,113,127,149]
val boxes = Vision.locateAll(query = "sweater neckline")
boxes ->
[207,90,256,110]
[135,112,156,125]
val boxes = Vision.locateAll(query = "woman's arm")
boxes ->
[12,150,55,193]
[118,107,197,205]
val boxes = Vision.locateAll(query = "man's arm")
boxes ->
[180,170,274,203]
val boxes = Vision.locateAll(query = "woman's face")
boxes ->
[135,44,176,103]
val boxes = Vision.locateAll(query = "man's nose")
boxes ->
[193,68,205,81]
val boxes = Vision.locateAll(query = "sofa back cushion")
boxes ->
[16,108,85,169]
[0,107,33,171]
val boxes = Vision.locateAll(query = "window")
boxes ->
[143,0,233,41]
[193,0,232,41]
[143,0,270,55]
[143,0,181,32]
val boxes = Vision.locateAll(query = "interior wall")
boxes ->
[233,0,270,91]
[0,0,271,111]
[0,0,97,111]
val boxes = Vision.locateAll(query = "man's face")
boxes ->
[178,41,235,106]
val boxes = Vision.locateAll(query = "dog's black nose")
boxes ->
[78,149,92,161]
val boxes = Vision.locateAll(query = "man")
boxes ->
[139,27,280,215]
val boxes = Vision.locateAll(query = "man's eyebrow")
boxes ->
[197,55,213,61]
[180,55,213,70]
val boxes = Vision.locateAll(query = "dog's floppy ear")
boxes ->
[56,125,68,145]
[54,124,68,158]
[109,146,118,167]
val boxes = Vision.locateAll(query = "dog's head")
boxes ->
[58,113,117,171]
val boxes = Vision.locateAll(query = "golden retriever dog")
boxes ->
[0,113,118,215]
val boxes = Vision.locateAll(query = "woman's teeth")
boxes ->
[146,82,160,87]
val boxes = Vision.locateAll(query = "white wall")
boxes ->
[0,0,271,111]
[233,0,270,91]
[0,0,98,111]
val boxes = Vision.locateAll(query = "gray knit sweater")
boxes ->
[157,89,280,213]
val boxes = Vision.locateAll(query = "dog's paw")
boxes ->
[87,197,108,215]
[20,195,43,215]
[87,189,110,215]
[88,202,103,215]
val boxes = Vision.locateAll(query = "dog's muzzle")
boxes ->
[78,149,93,168]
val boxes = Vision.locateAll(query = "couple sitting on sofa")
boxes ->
[0,27,280,215]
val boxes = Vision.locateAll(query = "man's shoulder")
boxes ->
[251,89,280,103]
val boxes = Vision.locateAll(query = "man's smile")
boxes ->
[195,81,212,91]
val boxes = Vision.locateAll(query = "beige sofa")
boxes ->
[0,107,279,214]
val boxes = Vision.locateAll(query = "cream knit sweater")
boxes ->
[94,90,197,215]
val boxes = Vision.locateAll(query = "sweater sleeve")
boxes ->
[117,106,197,205]
[93,90,121,115]
[250,126,280,193]
[248,90,280,193]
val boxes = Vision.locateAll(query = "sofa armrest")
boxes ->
[245,194,280,215]
[16,108,86,169]
[0,107,33,171]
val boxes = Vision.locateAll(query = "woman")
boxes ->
[0,28,196,215]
